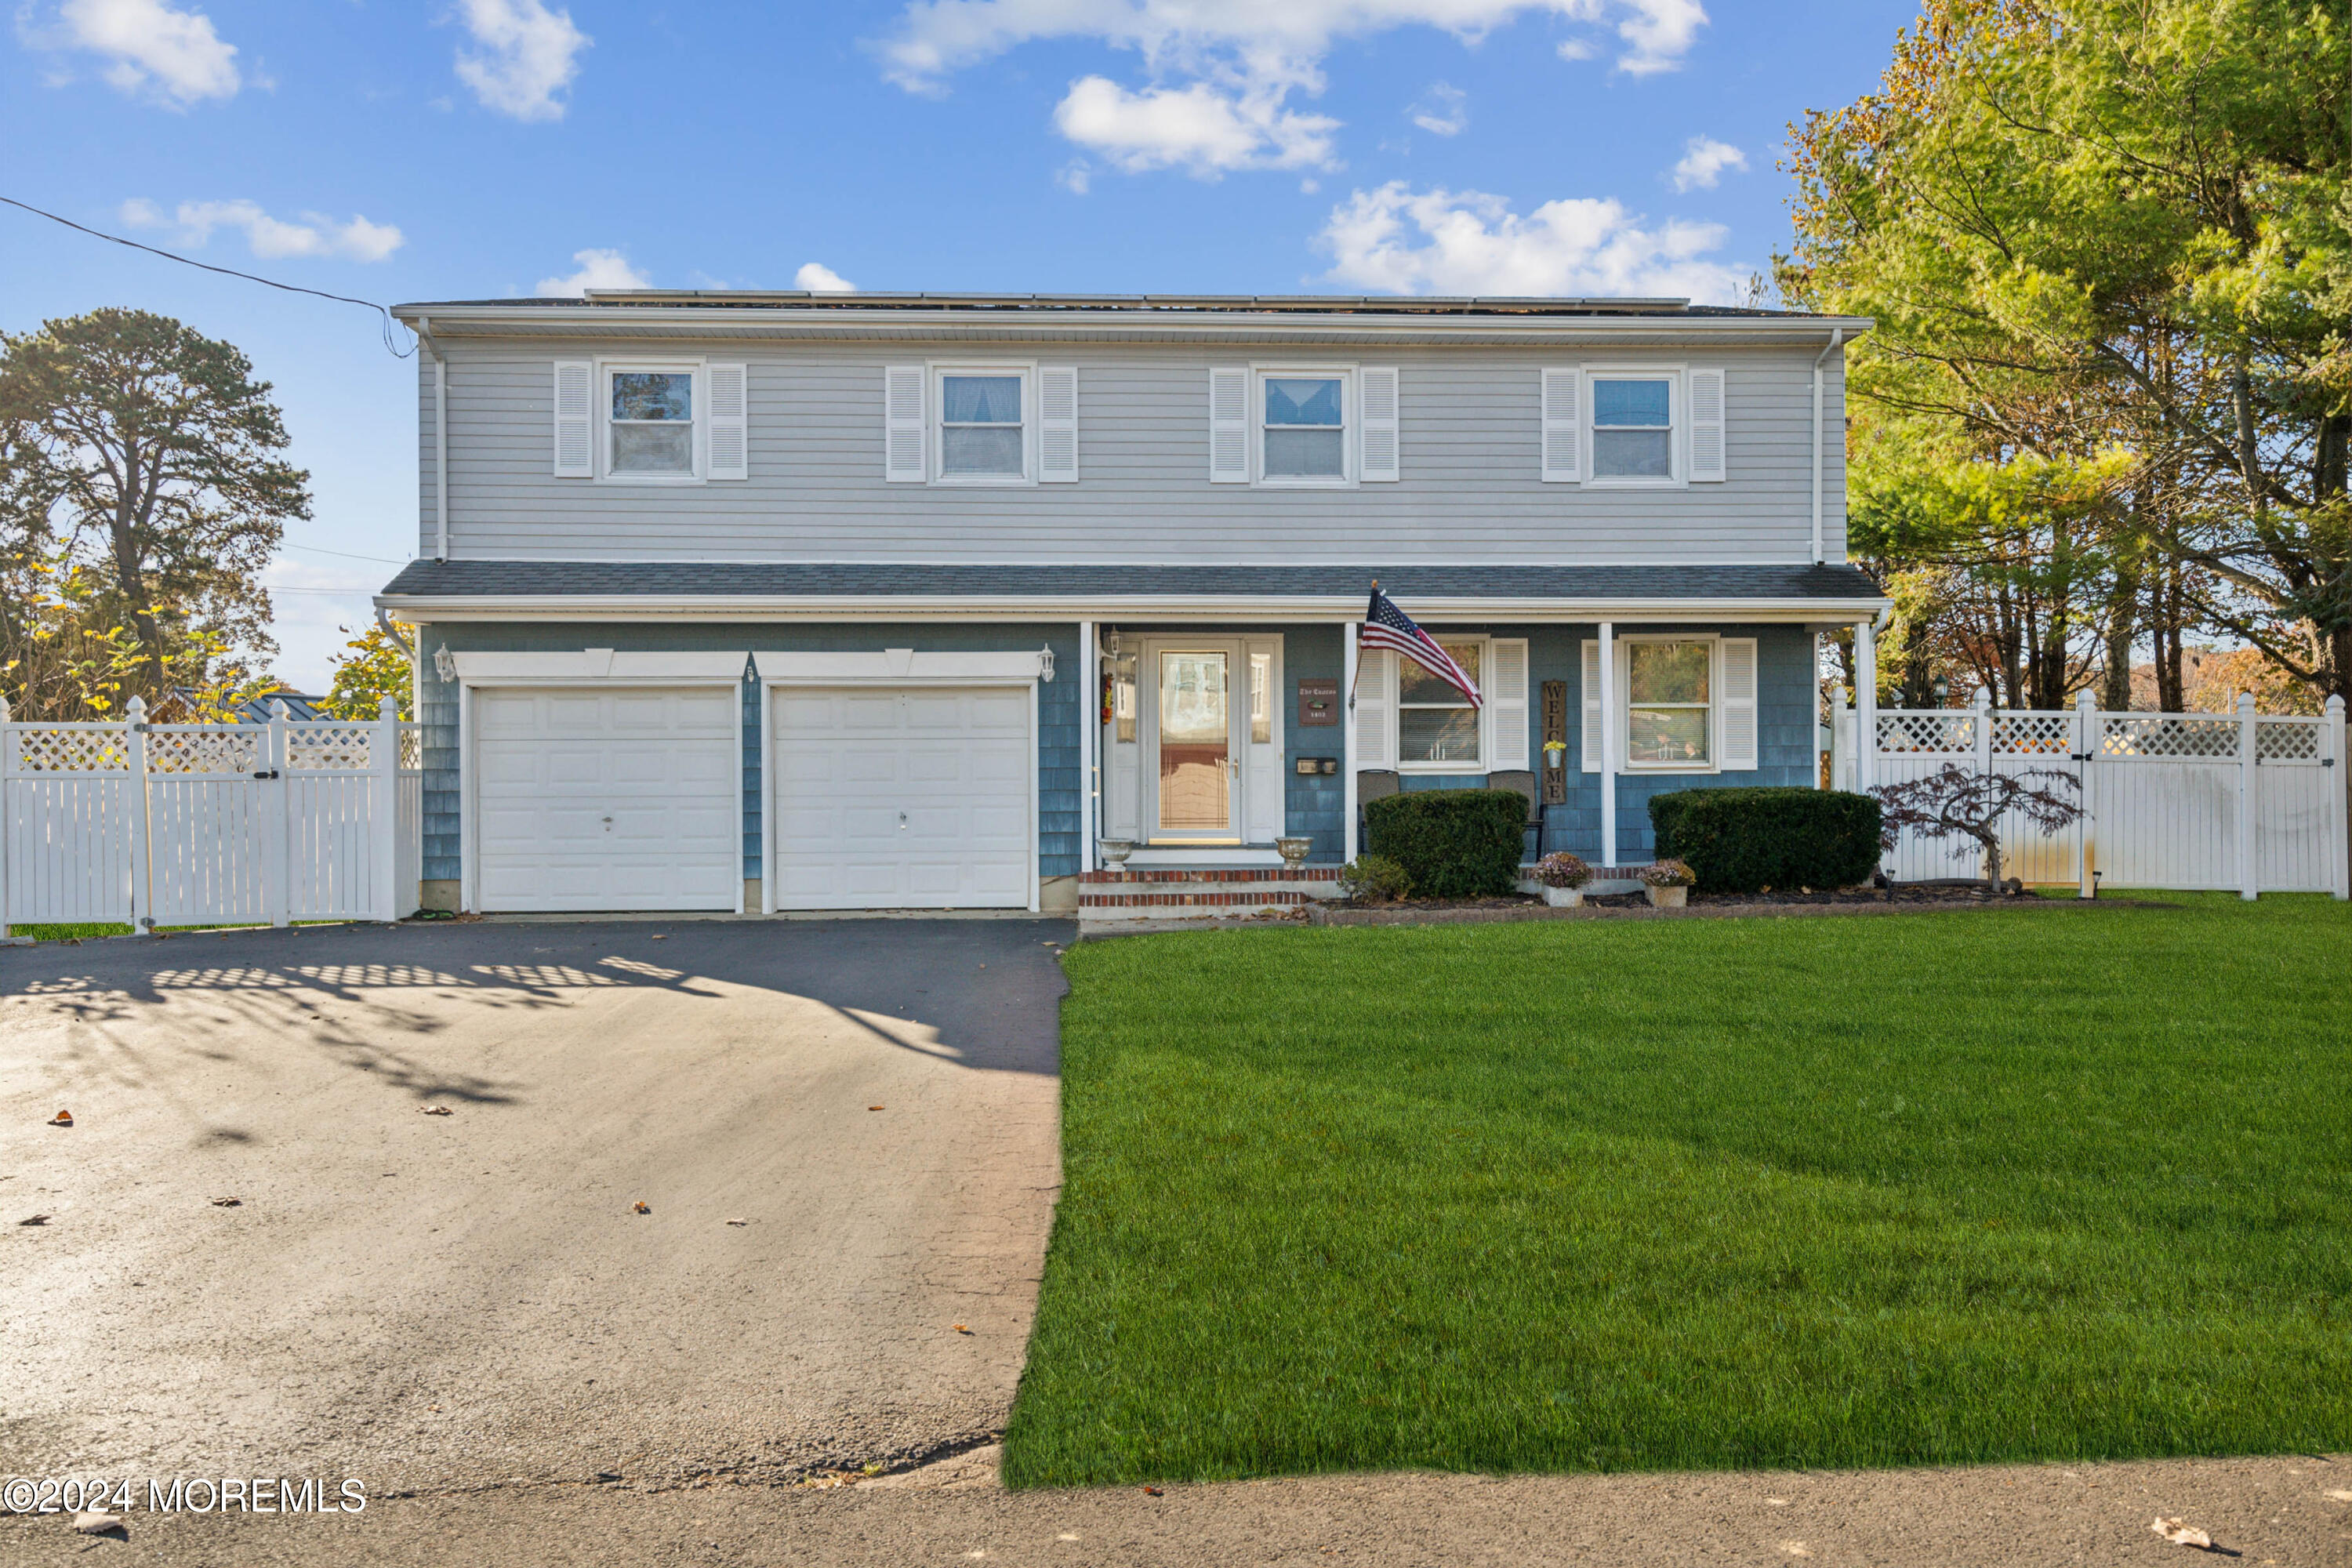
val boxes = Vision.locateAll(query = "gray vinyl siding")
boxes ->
[418,342,1848,566]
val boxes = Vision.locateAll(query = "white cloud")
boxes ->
[120,198,405,261]
[795,262,857,292]
[1408,81,1466,136]
[875,0,1706,176]
[1053,75,1338,175]
[535,248,648,297]
[1555,36,1592,60]
[1318,181,1744,302]
[27,0,241,105]
[1056,159,1094,194]
[453,0,589,122]
[1669,134,1746,192]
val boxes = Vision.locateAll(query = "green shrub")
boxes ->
[1338,855,1414,902]
[1364,788,1526,898]
[1649,787,1883,893]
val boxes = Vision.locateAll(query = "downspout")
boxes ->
[413,315,449,563]
[1811,328,1844,564]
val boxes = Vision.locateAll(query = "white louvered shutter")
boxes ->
[1581,639,1602,772]
[1720,637,1759,770]
[707,363,747,481]
[1541,367,1581,483]
[884,365,926,481]
[1038,365,1079,482]
[1687,367,1726,483]
[553,361,593,477]
[1486,638,1530,769]
[1209,367,1250,482]
[1358,366,1399,482]
[1355,648,1394,768]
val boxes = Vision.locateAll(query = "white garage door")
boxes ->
[771,686,1032,909]
[474,686,740,913]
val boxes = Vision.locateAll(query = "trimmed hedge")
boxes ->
[1648,787,1883,893]
[1364,788,1526,898]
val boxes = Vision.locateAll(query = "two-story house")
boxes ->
[377,292,1887,916]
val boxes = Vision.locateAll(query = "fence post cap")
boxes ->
[2236,692,2257,714]
[269,698,290,720]
[125,695,145,720]
[2326,693,2345,716]
[0,693,10,723]
[2074,688,2096,709]
[377,695,397,721]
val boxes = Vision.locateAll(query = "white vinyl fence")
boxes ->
[1832,691,2350,899]
[2,695,423,936]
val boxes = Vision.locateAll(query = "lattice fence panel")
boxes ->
[144,728,263,775]
[397,724,423,771]
[1994,714,2074,756]
[2255,721,2322,762]
[2098,717,2241,760]
[287,726,375,771]
[12,728,130,774]
[1878,712,1976,754]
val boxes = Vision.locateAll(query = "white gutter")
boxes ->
[1812,328,1844,564]
[413,314,449,562]
[372,593,1892,624]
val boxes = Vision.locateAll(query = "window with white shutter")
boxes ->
[1719,637,1759,769]
[1038,365,1078,481]
[1541,367,1581,483]
[1209,367,1250,482]
[1581,639,1602,771]
[1354,648,1394,768]
[1358,366,1399,481]
[1687,367,1726,483]
[884,365,926,481]
[1487,638,1529,768]
[707,363,747,481]
[553,361,593,477]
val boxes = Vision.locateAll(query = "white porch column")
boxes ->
[1599,620,1617,866]
[1854,619,1879,795]
[1078,619,1096,873]
[1342,621,1359,864]
[2238,691,2259,901]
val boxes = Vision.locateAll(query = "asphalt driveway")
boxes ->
[0,917,1069,1494]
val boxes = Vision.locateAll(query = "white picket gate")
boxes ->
[2,695,423,935]
[1832,691,2350,898]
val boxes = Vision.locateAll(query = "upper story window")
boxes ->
[939,372,1027,480]
[1592,376,1673,481]
[609,369,696,477]
[1262,375,1346,481]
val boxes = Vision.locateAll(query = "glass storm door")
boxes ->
[1153,648,1236,839]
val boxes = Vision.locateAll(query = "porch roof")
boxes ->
[376,560,1888,623]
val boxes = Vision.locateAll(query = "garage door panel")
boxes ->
[474,685,739,913]
[771,684,1032,910]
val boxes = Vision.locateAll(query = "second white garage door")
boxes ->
[474,686,740,913]
[770,686,1033,909]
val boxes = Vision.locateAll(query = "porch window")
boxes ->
[1625,640,1711,768]
[1398,641,1483,765]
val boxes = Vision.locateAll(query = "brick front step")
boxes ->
[1080,866,1341,884]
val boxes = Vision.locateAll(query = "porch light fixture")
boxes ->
[433,644,457,684]
[1039,644,1055,681]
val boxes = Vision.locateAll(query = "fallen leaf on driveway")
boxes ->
[18,1214,50,1226]
[48,1109,71,1126]
[211,1196,241,1207]
[2151,1517,2215,1549]
[419,1105,452,1116]
[953,1323,972,1334]
[724,1218,748,1226]
[869,1105,885,1112]
[632,1201,651,1214]
[651,935,667,940]
[69,1511,124,1534]
[1142,1486,1163,1497]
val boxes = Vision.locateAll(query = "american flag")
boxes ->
[1359,585,1482,708]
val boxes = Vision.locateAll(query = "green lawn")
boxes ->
[1004,893,2352,1486]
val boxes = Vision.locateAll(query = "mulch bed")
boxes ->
[1308,885,2165,928]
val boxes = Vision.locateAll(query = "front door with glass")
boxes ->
[1151,646,1236,840]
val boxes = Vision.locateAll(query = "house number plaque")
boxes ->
[1297,677,1339,727]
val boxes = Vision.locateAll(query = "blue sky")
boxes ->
[5,0,1915,689]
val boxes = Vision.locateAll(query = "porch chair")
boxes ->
[1355,770,1399,855]
[1484,770,1544,864]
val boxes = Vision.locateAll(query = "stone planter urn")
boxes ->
[1274,835,1313,869]
[1541,885,1584,908]
[1098,839,1134,868]
[1645,884,1688,909]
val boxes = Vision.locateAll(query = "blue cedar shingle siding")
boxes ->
[416,617,1817,886]
[415,622,1083,885]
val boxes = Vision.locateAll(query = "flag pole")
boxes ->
[1348,580,1377,711]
